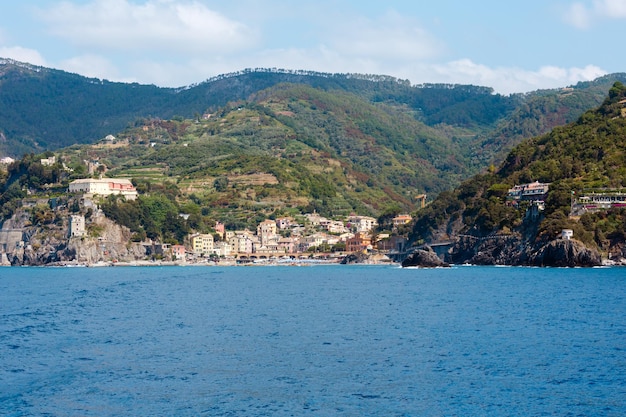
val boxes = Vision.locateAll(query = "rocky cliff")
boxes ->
[443,234,603,267]
[1,201,147,266]
[527,239,602,267]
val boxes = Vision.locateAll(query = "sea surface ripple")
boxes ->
[1,265,624,416]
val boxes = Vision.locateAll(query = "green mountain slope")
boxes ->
[0,59,517,157]
[3,82,626,251]
[471,73,626,167]
[54,85,473,221]
[409,82,626,263]
[2,57,625,176]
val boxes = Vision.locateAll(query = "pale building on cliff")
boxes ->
[69,178,137,200]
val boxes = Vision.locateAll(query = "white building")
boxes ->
[41,156,56,166]
[347,215,378,232]
[69,215,86,237]
[507,181,550,202]
[305,212,327,227]
[213,241,232,257]
[69,178,137,200]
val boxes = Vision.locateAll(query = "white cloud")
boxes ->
[12,2,609,95]
[0,46,47,66]
[595,0,626,17]
[109,10,449,88]
[327,11,445,62]
[564,0,626,28]
[37,0,257,54]
[564,2,592,28]
[429,59,607,94]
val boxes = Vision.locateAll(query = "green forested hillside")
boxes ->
[0,60,518,157]
[2,57,625,175]
[53,85,475,226]
[410,82,626,257]
[3,77,626,249]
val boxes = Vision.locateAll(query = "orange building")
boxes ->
[346,232,372,253]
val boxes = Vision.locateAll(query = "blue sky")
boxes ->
[1,0,625,94]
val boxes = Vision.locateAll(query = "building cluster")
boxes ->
[163,213,410,261]
[507,181,550,219]
[179,213,383,260]
[571,190,626,216]
[507,181,626,219]
[64,176,412,260]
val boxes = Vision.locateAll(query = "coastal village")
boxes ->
[1,153,625,266]
[0,156,415,266]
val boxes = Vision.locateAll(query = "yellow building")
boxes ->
[191,233,214,256]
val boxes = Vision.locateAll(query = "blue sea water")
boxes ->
[0,265,624,416]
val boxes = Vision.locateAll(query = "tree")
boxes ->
[214,176,229,192]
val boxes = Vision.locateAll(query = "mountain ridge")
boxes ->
[2,57,625,164]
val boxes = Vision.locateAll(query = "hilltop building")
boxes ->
[69,178,137,200]
[40,156,56,166]
[571,190,626,215]
[576,192,626,210]
[507,181,550,203]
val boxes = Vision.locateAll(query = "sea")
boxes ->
[1,265,624,416]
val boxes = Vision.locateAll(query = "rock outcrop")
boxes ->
[341,252,369,264]
[447,235,524,265]
[528,239,602,267]
[441,234,603,267]
[402,246,450,268]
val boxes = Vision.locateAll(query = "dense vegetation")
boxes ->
[410,82,626,253]
[2,58,625,169]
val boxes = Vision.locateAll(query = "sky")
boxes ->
[0,0,625,94]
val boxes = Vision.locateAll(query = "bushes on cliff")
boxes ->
[101,194,189,244]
